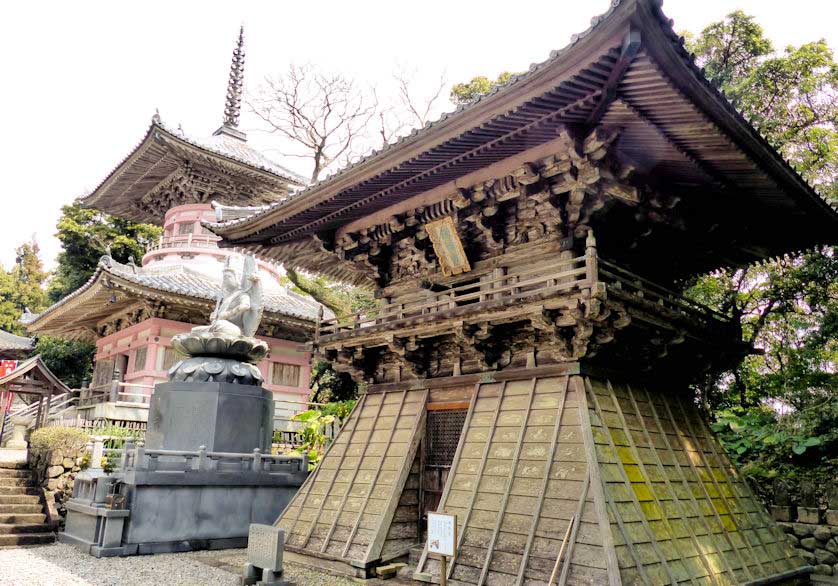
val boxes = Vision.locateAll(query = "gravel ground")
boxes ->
[0,543,368,586]
[0,543,239,586]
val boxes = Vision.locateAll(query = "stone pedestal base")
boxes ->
[145,382,273,453]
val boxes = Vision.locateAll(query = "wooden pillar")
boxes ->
[0,388,8,440]
[43,384,54,428]
[34,394,43,433]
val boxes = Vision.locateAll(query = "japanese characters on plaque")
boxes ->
[427,512,457,557]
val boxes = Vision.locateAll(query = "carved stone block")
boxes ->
[244,524,289,585]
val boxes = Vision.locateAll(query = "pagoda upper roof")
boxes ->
[79,117,307,225]
[208,0,838,280]
[22,254,327,342]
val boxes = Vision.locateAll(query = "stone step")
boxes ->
[0,469,31,479]
[0,513,46,524]
[0,532,55,547]
[0,523,52,535]
[0,494,40,505]
[0,478,36,488]
[0,504,43,514]
[0,486,39,496]
[0,462,27,470]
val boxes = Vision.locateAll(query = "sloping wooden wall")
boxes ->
[413,375,608,584]
[412,374,804,586]
[585,377,801,585]
[275,388,427,566]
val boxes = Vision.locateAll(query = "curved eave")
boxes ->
[210,0,838,258]
[80,122,304,224]
[25,264,317,341]
[632,0,838,232]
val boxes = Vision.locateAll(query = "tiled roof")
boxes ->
[206,0,836,239]
[211,201,273,223]
[0,330,34,352]
[201,0,626,234]
[166,121,308,186]
[23,255,328,328]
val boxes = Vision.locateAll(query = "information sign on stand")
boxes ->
[427,512,457,586]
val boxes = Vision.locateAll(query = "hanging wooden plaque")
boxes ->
[426,216,471,277]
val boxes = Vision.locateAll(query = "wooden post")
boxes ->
[315,305,323,344]
[0,389,8,441]
[43,384,54,428]
[34,395,43,433]
[440,556,447,586]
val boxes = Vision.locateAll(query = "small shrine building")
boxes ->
[210,1,838,584]
[24,29,323,422]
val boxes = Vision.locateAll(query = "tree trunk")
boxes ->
[285,268,351,316]
[732,369,748,409]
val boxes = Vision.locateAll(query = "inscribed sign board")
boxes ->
[427,512,457,557]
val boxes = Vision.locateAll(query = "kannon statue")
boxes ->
[169,253,269,385]
[193,254,263,338]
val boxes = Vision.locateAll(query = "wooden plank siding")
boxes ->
[275,388,428,567]
[410,374,805,585]
[414,375,605,585]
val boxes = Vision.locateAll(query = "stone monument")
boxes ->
[60,254,308,557]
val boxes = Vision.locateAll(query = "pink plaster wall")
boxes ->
[94,317,312,406]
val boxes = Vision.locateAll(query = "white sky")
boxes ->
[1,0,836,272]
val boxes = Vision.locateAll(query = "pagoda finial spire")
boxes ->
[223,26,245,129]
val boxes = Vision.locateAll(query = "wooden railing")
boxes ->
[318,252,590,339]
[315,242,731,343]
[598,259,731,327]
[78,381,152,407]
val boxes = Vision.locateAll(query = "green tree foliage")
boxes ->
[450,71,520,105]
[48,203,161,303]
[32,336,95,389]
[684,12,838,500]
[309,359,359,404]
[0,241,48,334]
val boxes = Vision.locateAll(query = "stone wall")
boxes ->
[28,436,86,523]
[778,522,838,577]
[771,479,838,577]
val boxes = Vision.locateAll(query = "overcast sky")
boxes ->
[2,0,836,272]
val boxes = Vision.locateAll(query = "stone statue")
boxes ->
[194,255,263,338]
[169,253,269,385]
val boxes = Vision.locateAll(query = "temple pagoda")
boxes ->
[210,1,837,584]
[25,28,322,424]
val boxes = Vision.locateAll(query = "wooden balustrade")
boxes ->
[314,243,731,344]
[318,253,589,338]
